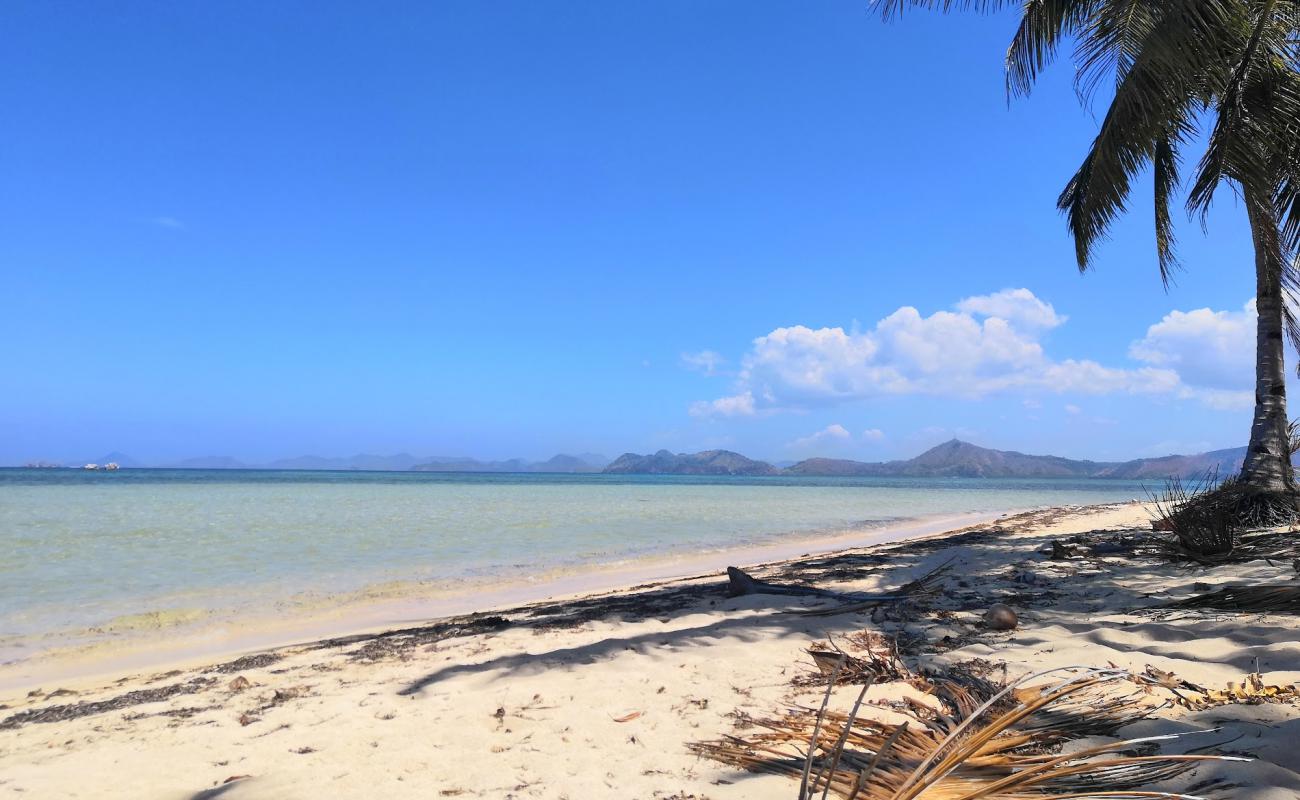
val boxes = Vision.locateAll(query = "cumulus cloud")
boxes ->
[1129,300,1254,409]
[689,391,755,418]
[691,289,1178,416]
[689,289,1255,416]
[789,423,852,450]
[862,428,885,441]
[954,287,1066,330]
[681,350,726,376]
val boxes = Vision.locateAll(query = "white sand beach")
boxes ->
[2,502,1298,799]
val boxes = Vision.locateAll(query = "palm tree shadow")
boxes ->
[389,517,1300,696]
[397,600,836,695]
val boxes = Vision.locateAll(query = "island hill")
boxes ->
[603,439,1248,479]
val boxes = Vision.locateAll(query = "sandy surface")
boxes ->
[2,501,1298,799]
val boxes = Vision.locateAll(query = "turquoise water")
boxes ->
[0,468,1150,645]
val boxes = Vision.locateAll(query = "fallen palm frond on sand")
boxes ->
[691,666,1244,799]
[1161,670,1300,711]
[797,632,912,688]
[1127,666,1300,710]
[1161,584,1300,614]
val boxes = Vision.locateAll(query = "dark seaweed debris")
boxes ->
[209,652,284,674]
[0,678,216,730]
[311,613,512,662]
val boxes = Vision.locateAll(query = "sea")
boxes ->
[0,468,1153,661]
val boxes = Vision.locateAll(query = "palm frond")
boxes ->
[1162,583,1300,613]
[693,667,1245,799]
[1058,0,1233,269]
[1072,0,1160,106]
[873,0,1013,21]
[1004,0,1096,98]
[1153,131,1182,283]
[1187,0,1291,221]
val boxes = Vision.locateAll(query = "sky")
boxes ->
[0,1,1267,466]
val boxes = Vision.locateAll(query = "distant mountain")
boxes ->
[266,453,425,471]
[22,441,1242,479]
[412,457,530,472]
[18,450,609,472]
[531,453,608,472]
[1095,447,1247,479]
[785,439,1249,480]
[411,453,608,473]
[603,449,782,476]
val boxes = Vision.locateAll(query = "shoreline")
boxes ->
[6,500,1296,799]
[0,506,1027,694]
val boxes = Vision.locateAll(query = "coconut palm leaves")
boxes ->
[1162,582,1300,612]
[876,0,1300,497]
[692,666,1245,799]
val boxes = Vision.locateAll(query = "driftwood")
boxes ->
[725,567,857,600]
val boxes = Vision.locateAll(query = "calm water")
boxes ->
[0,468,1151,646]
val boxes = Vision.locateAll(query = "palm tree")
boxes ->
[880,0,1300,508]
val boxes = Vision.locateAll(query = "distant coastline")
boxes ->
[604,439,1248,479]
[16,438,1249,479]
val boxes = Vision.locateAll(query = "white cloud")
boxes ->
[689,289,1259,417]
[690,289,1178,416]
[789,423,852,450]
[1129,300,1254,409]
[1064,404,1082,414]
[954,287,1066,330]
[680,350,726,376]
[862,428,885,441]
[689,391,755,418]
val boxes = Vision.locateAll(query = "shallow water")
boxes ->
[0,468,1150,648]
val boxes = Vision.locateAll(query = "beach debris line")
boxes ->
[313,613,510,663]
[692,666,1245,799]
[0,677,217,730]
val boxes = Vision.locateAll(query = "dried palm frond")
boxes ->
[692,667,1245,799]
[1175,671,1300,710]
[1161,584,1300,614]
[1147,472,1240,563]
[797,633,912,688]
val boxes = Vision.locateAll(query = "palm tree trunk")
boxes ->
[1239,187,1295,495]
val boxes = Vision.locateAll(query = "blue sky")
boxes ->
[0,1,1263,465]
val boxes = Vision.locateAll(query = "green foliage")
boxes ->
[878,0,1300,310]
